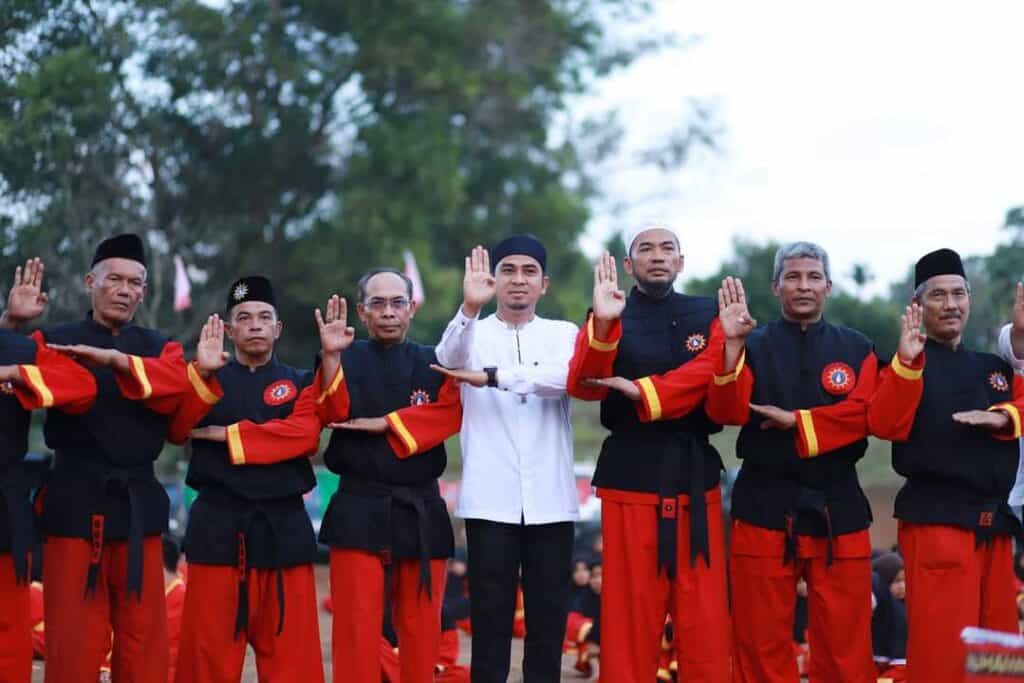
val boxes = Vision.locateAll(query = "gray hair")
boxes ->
[772,241,830,284]
[913,276,971,302]
[90,259,148,283]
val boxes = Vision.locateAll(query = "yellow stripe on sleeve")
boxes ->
[990,403,1022,439]
[129,355,153,399]
[226,423,246,465]
[890,354,923,381]
[20,365,54,408]
[187,362,219,405]
[636,377,662,421]
[317,366,346,404]
[798,409,819,457]
[713,350,746,386]
[386,412,419,455]
[587,317,618,353]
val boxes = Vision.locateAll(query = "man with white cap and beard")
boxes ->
[566,224,752,682]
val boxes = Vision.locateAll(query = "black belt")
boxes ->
[968,500,1023,548]
[784,487,834,566]
[87,467,151,599]
[657,435,711,578]
[341,477,439,598]
[0,470,33,583]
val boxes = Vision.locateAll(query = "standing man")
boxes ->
[868,248,1023,682]
[680,243,878,681]
[347,236,581,682]
[565,225,748,683]
[172,276,339,683]
[192,268,451,683]
[0,258,98,682]
[29,234,224,683]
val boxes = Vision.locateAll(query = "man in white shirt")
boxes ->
[346,235,580,682]
[996,283,1024,515]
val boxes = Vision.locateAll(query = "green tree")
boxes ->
[1,0,701,364]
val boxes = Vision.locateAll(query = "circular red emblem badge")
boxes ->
[989,371,1010,392]
[409,389,432,406]
[821,362,856,395]
[263,380,297,406]
[685,333,707,353]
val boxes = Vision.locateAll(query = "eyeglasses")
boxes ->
[364,297,411,312]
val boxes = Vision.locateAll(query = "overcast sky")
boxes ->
[578,1,1024,296]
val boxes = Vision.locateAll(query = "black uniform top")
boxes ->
[39,316,172,542]
[184,358,317,569]
[730,319,875,538]
[892,340,1020,537]
[593,288,723,496]
[570,588,601,645]
[319,339,454,563]
[0,330,41,563]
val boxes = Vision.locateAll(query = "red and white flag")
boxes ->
[173,255,192,312]
[403,250,425,305]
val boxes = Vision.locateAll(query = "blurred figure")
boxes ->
[871,552,907,682]
[565,559,602,677]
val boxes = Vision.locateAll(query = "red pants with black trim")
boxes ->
[899,522,1017,683]
[174,563,323,683]
[598,487,730,683]
[330,549,446,683]
[43,536,167,683]
[729,520,875,683]
[0,553,31,683]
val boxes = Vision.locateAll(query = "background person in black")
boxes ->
[28,233,224,683]
[173,276,339,683]
[868,248,1024,682]
[0,257,98,683]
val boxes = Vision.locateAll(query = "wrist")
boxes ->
[461,302,481,319]
[0,311,23,330]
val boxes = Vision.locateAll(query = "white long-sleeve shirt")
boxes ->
[996,323,1024,506]
[436,308,580,524]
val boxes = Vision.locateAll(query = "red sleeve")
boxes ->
[988,373,1024,441]
[384,377,462,458]
[566,313,622,401]
[867,353,925,441]
[634,320,725,422]
[225,366,345,466]
[115,342,197,414]
[704,348,753,425]
[794,353,878,458]
[13,341,97,414]
[165,365,224,445]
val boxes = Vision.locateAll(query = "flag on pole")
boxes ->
[403,250,425,305]
[173,255,192,312]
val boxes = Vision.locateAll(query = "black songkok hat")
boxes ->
[491,233,547,273]
[914,248,966,288]
[91,233,147,268]
[226,275,276,312]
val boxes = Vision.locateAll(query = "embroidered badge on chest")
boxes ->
[684,333,707,354]
[263,380,297,406]
[821,362,856,395]
[409,389,432,406]
[989,371,1010,393]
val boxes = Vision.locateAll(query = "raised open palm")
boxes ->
[196,314,230,374]
[6,258,48,323]
[898,303,926,363]
[463,246,496,313]
[316,295,355,355]
[593,252,625,321]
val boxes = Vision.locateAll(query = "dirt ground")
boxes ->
[31,563,592,682]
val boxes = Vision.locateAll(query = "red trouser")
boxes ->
[729,520,875,683]
[0,553,31,683]
[329,549,446,683]
[174,563,323,683]
[599,488,730,683]
[43,536,167,683]
[899,523,1017,683]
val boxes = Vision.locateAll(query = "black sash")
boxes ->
[340,477,440,598]
[657,434,710,578]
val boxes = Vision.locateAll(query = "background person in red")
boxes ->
[564,226,752,683]
[702,242,877,683]
[868,248,1023,682]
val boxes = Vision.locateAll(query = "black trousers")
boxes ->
[465,518,574,683]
